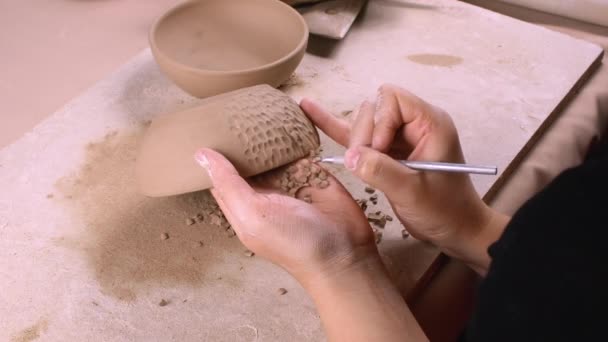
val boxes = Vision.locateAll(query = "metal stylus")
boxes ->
[320,156,497,175]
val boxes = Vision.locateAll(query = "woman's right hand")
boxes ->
[301,84,509,274]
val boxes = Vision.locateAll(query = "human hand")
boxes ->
[195,148,428,342]
[301,84,507,273]
[194,148,378,287]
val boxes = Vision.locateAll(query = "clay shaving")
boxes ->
[374,229,383,244]
[277,154,331,198]
[353,190,409,243]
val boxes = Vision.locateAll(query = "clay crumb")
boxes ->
[220,220,231,229]
[385,215,393,222]
[46,193,54,199]
[374,230,383,244]
[209,213,222,226]
[401,229,410,239]
[367,212,387,228]
[340,110,353,117]
[244,250,255,257]
[364,186,376,194]
[161,233,169,240]
[159,299,170,307]
[198,241,204,247]
[370,194,379,205]
[277,288,288,295]
[186,218,196,226]
[318,180,329,189]
[355,199,368,212]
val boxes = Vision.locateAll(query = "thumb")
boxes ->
[344,146,416,198]
[194,148,259,226]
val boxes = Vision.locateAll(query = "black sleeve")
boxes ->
[463,141,608,342]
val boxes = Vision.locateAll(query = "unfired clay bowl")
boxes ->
[150,0,309,98]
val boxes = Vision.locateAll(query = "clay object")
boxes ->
[150,0,309,98]
[136,85,320,197]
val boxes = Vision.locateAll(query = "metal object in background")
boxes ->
[295,0,367,39]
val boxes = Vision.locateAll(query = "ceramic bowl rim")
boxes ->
[149,0,309,76]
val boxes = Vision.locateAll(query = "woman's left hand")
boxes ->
[195,148,377,287]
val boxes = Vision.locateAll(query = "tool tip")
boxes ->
[320,156,345,164]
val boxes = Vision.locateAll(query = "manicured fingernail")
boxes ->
[194,150,211,177]
[344,148,360,171]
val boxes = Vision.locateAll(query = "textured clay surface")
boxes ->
[136,85,319,197]
[227,86,319,171]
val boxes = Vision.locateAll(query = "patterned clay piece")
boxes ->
[136,85,320,197]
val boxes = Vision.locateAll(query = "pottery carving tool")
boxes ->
[321,156,498,175]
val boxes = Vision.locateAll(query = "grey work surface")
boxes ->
[0,0,602,341]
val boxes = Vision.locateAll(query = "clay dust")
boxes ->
[407,53,463,68]
[54,127,245,301]
[10,318,48,342]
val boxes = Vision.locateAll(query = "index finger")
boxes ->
[372,84,438,151]
[194,148,259,225]
[372,85,404,151]
[349,100,376,148]
[300,98,350,147]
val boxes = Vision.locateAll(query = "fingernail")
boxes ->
[344,148,360,171]
[194,150,212,177]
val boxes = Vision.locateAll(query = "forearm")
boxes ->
[302,254,428,342]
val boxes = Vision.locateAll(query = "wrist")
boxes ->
[439,205,510,276]
[297,245,386,294]
[299,247,428,341]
